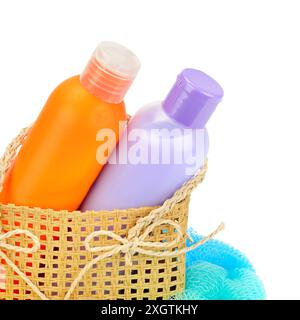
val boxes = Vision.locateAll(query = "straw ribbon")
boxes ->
[85,219,185,266]
[86,220,225,265]
[0,229,39,253]
[0,229,48,300]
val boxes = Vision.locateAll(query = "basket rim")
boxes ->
[0,198,188,219]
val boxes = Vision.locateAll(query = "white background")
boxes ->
[0,0,299,300]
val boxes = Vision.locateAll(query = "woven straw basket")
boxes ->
[0,127,222,300]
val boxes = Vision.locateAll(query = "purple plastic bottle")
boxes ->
[81,69,224,211]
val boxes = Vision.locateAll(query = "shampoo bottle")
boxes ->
[81,69,223,211]
[0,42,140,210]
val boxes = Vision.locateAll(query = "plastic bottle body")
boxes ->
[81,101,209,211]
[0,75,127,210]
[81,68,223,211]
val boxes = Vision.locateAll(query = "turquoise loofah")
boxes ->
[174,228,266,300]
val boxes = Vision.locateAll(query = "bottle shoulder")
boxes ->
[130,101,178,130]
[46,75,126,111]
[126,101,209,151]
[130,101,208,132]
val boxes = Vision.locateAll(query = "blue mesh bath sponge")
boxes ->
[174,228,265,300]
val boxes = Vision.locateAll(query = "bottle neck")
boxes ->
[162,89,218,129]
[80,42,140,104]
[80,56,133,104]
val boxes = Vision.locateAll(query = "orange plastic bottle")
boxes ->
[0,42,140,211]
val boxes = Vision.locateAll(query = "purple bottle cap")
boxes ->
[163,69,224,128]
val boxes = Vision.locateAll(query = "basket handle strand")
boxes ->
[0,127,224,300]
[0,127,30,192]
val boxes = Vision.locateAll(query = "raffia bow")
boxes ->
[63,220,224,300]
[85,219,185,266]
